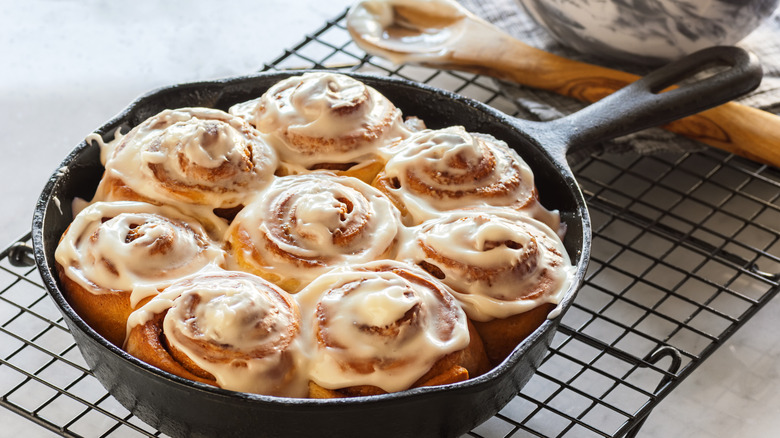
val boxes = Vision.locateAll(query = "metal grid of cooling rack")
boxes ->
[2,10,779,438]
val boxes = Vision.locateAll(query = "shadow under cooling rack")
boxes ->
[2,9,780,438]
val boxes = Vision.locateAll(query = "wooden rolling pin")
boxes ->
[467,30,780,167]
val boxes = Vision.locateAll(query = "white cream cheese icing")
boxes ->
[346,0,469,65]
[98,107,278,210]
[54,201,226,307]
[398,208,575,321]
[228,172,403,289]
[378,126,549,225]
[295,260,470,393]
[127,269,307,397]
[229,72,410,170]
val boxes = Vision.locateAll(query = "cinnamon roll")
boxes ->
[399,208,575,364]
[374,126,558,228]
[226,172,403,292]
[125,269,306,397]
[95,107,278,223]
[229,72,410,182]
[54,201,226,346]
[296,260,490,398]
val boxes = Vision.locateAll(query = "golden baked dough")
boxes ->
[296,260,490,397]
[226,172,402,292]
[125,269,305,397]
[229,72,411,183]
[400,208,573,364]
[95,107,278,225]
[54,201,226,346]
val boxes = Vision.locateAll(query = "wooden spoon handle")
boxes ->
[443,20,780,167]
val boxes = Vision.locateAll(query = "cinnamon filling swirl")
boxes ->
[126,270,305,397]
[54,201,226,346]
[375,126,540,225]
[97,107,278,211]
[401,209,573,322]
[227,172,402,292]
[296,261,478,394]
[229,72,409,174]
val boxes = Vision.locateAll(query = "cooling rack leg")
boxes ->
[8,241,35,267]
[623,346,683,438]
[624,417,649,438]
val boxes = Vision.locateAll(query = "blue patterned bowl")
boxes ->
[517,0,779,64]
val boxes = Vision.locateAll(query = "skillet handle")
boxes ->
[538,46,763,156]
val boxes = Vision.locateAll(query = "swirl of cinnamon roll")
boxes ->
[96,107,278,217]
[296,260,489,397]
[54,201,226,346]
[401,208,573,321]
[126,269,306,397]
[400,208,575,364]
[374,126,556,227]
[226,172,403,292]
[229,72,410,182]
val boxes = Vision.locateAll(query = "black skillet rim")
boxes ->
[31,69,591,408]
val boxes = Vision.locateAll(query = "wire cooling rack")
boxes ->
[2,10,779,438]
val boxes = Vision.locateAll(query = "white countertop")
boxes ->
[1,1,778,437]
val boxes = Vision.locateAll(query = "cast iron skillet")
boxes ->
[33,46,760,437]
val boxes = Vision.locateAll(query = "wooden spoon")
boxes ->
[347,0,780,167]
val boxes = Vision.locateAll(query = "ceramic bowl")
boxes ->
[517,0,779,64]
